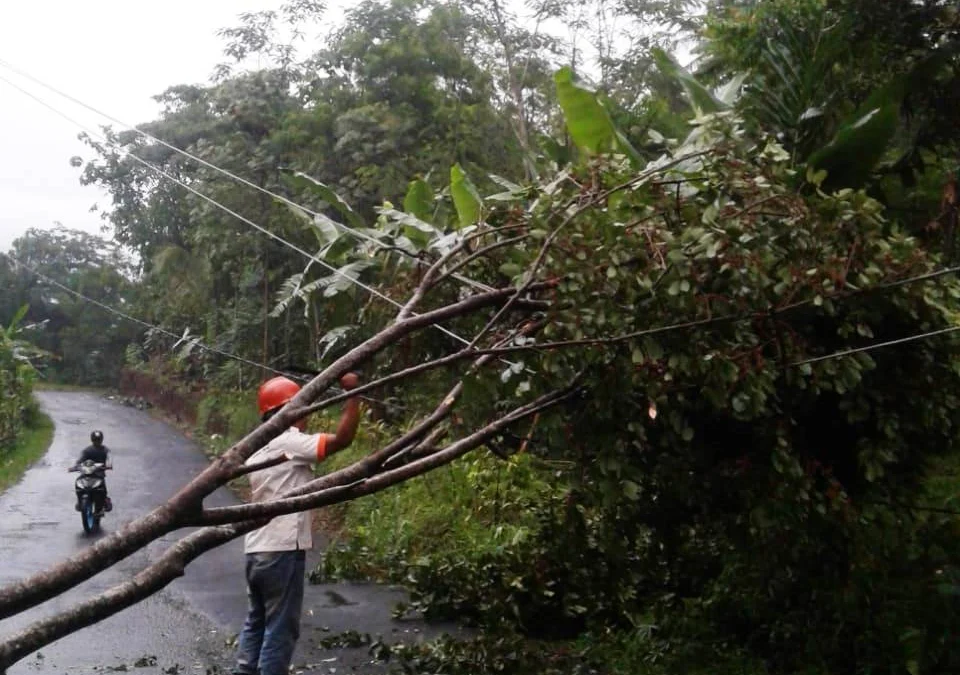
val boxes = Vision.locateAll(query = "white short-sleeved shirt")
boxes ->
[242,427,327,554]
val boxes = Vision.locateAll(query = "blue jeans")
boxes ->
[233,550,306,675]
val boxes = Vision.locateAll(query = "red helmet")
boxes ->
[257,377,301,417]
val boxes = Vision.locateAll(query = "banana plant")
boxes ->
[554,67,642,166]
[807,49,953,190]
[654,40,954,191]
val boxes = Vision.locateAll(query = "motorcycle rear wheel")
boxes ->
[80,498,99,534]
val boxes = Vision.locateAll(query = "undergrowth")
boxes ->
[315,450,554,583]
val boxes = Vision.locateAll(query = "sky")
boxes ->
[0,0,316,251]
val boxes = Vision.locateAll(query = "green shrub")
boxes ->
[0,309,40,451]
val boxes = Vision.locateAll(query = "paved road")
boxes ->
[0,392,463,675]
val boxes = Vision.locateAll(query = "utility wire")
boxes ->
[778,264,960,314]
[5,62,960,378]
[0,70,485,352]
[2,252,396,407]
[7,250,960,407]
[2,251,305,381]
[0,56,494,295]
[790,324,960,368]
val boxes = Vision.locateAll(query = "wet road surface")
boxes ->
[0,392,464,674]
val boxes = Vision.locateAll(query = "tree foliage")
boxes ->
[0,227,136,387]
[0,307,44,449]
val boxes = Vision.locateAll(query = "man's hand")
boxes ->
[340,372,360,391]
[326,373,362,456]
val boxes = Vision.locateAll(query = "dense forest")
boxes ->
[2,0,960,672]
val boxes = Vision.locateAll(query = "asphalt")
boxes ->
[0,392,466,675]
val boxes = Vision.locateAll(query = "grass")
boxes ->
[0,410,54,493]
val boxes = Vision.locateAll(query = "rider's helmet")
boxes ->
[90,430,104,446]
[257,377,301,420]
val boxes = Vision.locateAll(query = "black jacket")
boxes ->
[75,444,110,466]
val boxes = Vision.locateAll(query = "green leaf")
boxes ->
[312,214,341,247]
[554,67,640,164]
[499,262,522,278]
[403,179,434,222]
[380,208,440,237]
[643,338,664,361]
[489,174,522,193]
[806,50,950,190]
[323,259,377,298]
[450,163,482,229]
[652,48,727,115]
[8,304,29,333]
[289,172,365,229]
[806,103,899,190]
[318,325,357,361]
[286,202,342,251]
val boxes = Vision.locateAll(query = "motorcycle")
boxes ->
[68,460,112,534]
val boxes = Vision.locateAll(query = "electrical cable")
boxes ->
[0,55,494,295]
[0,70,484,351]
[6,61,960,382]
[1,251,399,407]
[790,324,960,368]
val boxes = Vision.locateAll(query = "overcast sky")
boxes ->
[0,0,648,253]
[0,0,327,251]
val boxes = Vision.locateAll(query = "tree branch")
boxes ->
[194,382,579,526]
[395,238,468,322]
[233,320,547,510]
[0,283,549,622]
[228,454,288,480]
[462,151,712,351]
[428,234,531,290]
[0,520,264,671]
[299,318,546,416]
[382,424,448,469]
[0,379,578,670]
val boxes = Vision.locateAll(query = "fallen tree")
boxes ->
[4,98,960,673]
[0,271,572,667]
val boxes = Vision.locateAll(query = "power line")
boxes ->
[2,251,307,382]
[0,70,480,352]
[790,324,960,368]
[0,56,494,294]
[6,61,960,379]
[778,264,960,314]
[3,252,399,409]
[8,245,960,409]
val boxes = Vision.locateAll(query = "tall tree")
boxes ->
[0,227,137,386]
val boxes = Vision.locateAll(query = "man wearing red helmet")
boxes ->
[232,372,362,675]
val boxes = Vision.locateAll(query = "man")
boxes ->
[72,430,112,512]
[233,373,362,675]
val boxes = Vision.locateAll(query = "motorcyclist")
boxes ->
[72,430,112,512]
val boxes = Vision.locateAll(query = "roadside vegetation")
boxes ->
[0,307,53,492]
